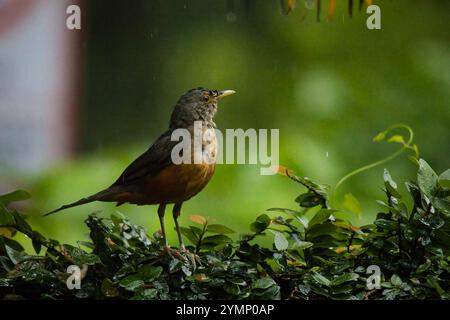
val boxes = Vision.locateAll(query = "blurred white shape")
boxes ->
[0,0,80,173]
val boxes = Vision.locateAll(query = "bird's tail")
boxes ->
[43,188,117,216]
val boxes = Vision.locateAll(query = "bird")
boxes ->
[45,87,236,255]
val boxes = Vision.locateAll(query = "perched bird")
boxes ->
[45,87,235,254]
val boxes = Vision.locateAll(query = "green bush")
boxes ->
[0,159,449,300]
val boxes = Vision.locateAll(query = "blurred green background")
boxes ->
[7,1,450,248]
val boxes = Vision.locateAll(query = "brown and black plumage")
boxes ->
[45,87,235,253]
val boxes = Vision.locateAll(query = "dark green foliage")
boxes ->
[0,159,449,300]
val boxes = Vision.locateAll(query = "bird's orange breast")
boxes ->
[141,162,216,204]
[109,163,216,205]
[110,125,218,205]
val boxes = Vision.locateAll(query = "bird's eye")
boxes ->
[202,95,209,102]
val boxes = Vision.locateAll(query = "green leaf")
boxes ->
[416,261,431,274]
[292,240,313,250]
[11,211,32,234]
[131,288,158,300]
[383,169,402,198]
[0,190,31,206]
[250,214,271,233]
[330,284,354,295]
[61,244,101,265]
[5,245,26,265]
[406,182,422,208]
[412,144,420,157]
[390,274,403,287]
[224,283,241,296]
[296,192,324,208]
[330,273,359,286]
[30,231,46,255]
[0,236,24,252]
[202,234,233,245]
[308,209,335,227]
[430,197,450,216]
[273,232,289,251]
[373,131,386,142]
[189,226,203,236]
[32,239,42,255]
[374,218,398,230]
[438,169,450,189]
[420,214,444,229]
[0,208,15,226]
[267,207,303,215]
[119,278,145,291]
[179,227,199,245]
[252,277,276,290]
[417,159,439,196]
[139,265,163,281]
[307,223,340,238]
[425,244,443,257]
[10,260,55,284]
[311,272,331,287]
[426,276,446,298]
[206,224,235,234]
[387,135,405,144]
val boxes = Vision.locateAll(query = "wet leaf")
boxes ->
[417,159,439,196]
[252,277,276,290]
[60,244,101,265]
[438,169,450,188]
[311,272,331,287]
[330,273,359,286]
[140,265,163,281]
[273,232,289,251]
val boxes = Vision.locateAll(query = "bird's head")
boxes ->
[170,87,235,129]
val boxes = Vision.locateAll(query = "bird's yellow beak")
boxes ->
[218,90,236,99]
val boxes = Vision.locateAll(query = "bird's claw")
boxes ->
[180,247,201,269]
[163,246,198,270]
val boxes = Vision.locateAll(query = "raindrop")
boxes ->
[226,12,237,22]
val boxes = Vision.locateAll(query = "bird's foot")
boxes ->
[179,246,201,270]
[163,245,184,260]
[163,246,198,270]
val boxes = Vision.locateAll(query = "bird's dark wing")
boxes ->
[110,131,178,187]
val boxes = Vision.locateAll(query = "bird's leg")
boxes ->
[173,202,199,269]
[157,203,170,251]
[172,203,186,251]
[158,203,186,261]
